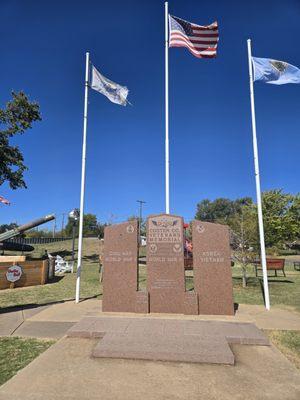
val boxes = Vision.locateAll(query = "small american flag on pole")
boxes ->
[0,196,10,205]
[169,15,219,59]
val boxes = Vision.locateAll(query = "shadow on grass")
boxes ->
[232,276,260,287]
[27,250,75,259]
[82,254,99,262]
[233,276,294,286]
[0,294,101,315]
[28,251,99,263]
[50,250,74,258]
[258,278,266,305]
[257,277,294,307]
[47,276,65,284]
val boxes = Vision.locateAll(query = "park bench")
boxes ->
[254,258,286,277]
[294,262,300,271]
[184,256,193,270]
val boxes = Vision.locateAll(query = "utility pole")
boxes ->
[52,218,56,239]
[137,200,146,244]
[61,213,66,237]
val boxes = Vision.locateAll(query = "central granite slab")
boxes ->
[67,316,269,365]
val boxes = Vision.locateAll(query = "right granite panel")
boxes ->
[192,221,234,315]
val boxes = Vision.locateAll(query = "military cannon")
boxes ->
[0,214,55,252]
[0,241,34,252]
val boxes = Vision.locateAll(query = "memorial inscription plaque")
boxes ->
[102,220,148,313]
[192,221,234,315]
[147,214,196,314]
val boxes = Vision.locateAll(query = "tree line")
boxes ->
[195,190,300,286]
[0,214,107,239]
[195,189,300,252]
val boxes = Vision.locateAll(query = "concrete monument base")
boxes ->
[67,316,269,365]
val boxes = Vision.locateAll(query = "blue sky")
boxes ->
[1,0,299,230]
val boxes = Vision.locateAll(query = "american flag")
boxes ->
[169,15,219,59]
[0,196,10,205]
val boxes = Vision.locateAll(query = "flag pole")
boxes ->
[247,39,270,310]
[75,51,90,303]
[165,1,170,214]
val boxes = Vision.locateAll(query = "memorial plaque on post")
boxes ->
[147,214,187,314]
[192,221,234,315]
[102,220,139,312]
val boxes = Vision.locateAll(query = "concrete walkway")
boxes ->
[0,300,99,339]
[0,337,300,400]
[1,299,300,339]
[1,300,300,399]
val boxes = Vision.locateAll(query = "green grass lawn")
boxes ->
[0,239,101,309]
[23,237,101,262]
[267,330,300,369]
[0,337,54,385]
[1,241,300,312]
[0,262,100,309]
[232,261,300,312]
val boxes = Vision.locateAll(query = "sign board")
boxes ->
[6,265,23,283]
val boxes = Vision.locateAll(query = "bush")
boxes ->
[278,249,300,256]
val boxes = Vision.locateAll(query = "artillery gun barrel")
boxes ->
[16,214,55,233]
[0,214,55,242]
[0,241,34,252]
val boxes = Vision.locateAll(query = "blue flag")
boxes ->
[252,57,300,85]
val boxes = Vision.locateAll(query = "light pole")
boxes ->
[137,200,146,244]
[69,209,80,264]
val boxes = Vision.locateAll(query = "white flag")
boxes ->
[90,66,129,106]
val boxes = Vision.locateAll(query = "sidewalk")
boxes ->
[1,337,300,400]
[0,299,99,339]
[1,299,300,339]
[1,300,300,399]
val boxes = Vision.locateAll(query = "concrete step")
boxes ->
[92,331,235,365]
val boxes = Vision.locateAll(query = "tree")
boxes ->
[97,223,108,239]
[195,191,300,262]
[127,215,146,236]
[287,194,300,248]
[0,91,41,189]
[262,189,300,248]
[0,223,18,234]
[228,205,258,287]
[194,191,300,288]
[195,197,252,223]
[64,213,106,238]
[25,229,53,238]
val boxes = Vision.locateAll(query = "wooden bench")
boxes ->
[294,262,300,271]
[254,258,286,277]
[184,256,193,270]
